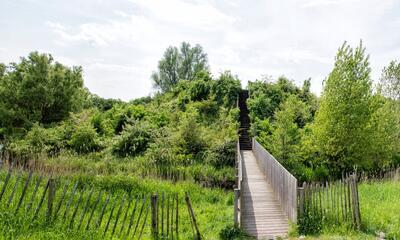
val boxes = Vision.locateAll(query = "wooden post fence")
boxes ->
[0,169,202,239]
[297,174,361,229]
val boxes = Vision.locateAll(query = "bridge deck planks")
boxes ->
[241,150,289,239]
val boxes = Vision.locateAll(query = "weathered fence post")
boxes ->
[47,178,55,221]
[16,171,32,212]
[0,169,12,202]
[176,193,179,239]
[185,192,201,240]
[151,194,159,239]
[298,182,305,217]
[234,189,240,227]
[8,172,21,207]
[350,174,361,229]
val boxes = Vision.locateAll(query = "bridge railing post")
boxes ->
[234,189,240,227]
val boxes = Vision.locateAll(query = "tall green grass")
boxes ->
[359,181,400,239]
[296,180,400,239]
[0,170,233,239]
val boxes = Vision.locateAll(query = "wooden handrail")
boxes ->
[252,138,297,223]
[234,141,242,226]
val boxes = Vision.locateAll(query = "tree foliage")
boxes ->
[312,41,373,172]
[151,42,209,92]
[380,60,400,101]
[0,52,86,134]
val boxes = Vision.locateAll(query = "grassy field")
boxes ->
[0,170,233,239]
[28,152,236,188]
[359,180,400,239]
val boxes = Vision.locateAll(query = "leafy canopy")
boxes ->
[313,41,373,172]
[380,60,400,101]
[151,42,209,92]
[0,52,86,134]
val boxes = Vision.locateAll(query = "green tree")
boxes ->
[152,42,209,92]
[313,41,373,172]
[380,60,400,101]
[367,96,400,168]
[247,76,301,121]
[270,95,307,165]
[0,52,86,133]
[211,71,241,108]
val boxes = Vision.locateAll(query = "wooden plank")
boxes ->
[96,193,111,229]
[132,195,147,238]
[151,194,158,238]
[351,175,361,229]
[124,194,140,237]
[15,171,32,212]
[26,175,43,212]
[118,193,134,237]
[161,192,165,238]
[69,187,85,228]
[175,193,179,239]
[138,199,151,239]
[111,194,126,237]
[47,178,55,221]
[103,195,120,237]
[185,192,201,240]
[166,195,170,238]
[53,181,70,220]
[86,190,103,230]
[77,188,94,229]
[234,189,239,226]
[33,176,51,220]
[8,172,22,207]
[63,181,79,220]
[0,169,12,202]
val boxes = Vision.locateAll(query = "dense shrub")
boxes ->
[68,123,101,154]
[206,141,236,169]
[189,79,211,101]
[112,121,153,157]
[112,104,147,134]
[191,99,219,122]
[8,123,65,159]
[298,210,323,235]
[211,71,241,108]
[145,133,187,167]
[177,111,207,157]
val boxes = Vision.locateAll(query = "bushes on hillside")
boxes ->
[206,141,236,169]
[112,121,154,157]
[68,123,101,154]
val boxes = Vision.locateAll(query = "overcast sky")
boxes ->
[1,0,399,100]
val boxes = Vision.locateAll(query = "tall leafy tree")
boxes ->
[0,52,86,133]
[367,95,400,168]
[313,41,373,172]
[380,60,400,101]
[152,42,209,92]
[270,95,309,165]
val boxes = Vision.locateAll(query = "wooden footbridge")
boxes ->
[234,90,297,239]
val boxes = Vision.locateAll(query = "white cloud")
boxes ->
[2,0,400,99]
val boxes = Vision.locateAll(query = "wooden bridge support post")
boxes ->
[234,189,240,227]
